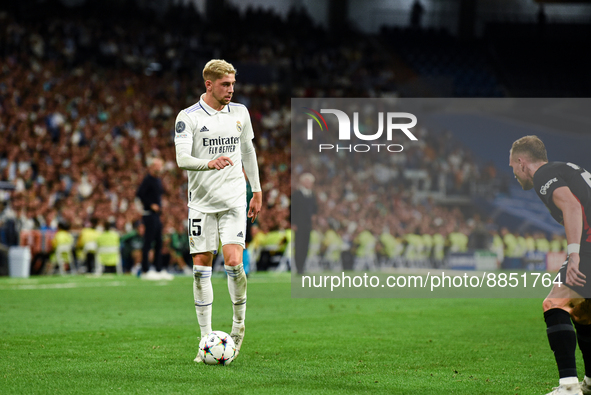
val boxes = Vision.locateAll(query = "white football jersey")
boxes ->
[174,95,254,213]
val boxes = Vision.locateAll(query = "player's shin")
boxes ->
[193,265,213,337]
[225,263,246,330]
[574,320,591,386]
[545,308,578,382]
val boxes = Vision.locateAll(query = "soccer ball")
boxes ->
[198,331,236,365]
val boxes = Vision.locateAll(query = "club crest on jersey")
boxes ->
[540,177,558,195]
[190,237,195,248]
[236,121,242,132]
[175,121,186,133]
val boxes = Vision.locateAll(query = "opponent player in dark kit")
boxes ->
[510,135,591,395]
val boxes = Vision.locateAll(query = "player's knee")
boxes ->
[223,250,243,266]
[192,252,213,267]
[543,298,568,313]
[225,256,241,266]
[543,298,553,312]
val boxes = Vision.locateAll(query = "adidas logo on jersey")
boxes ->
[200,126,209,132]
[237,231,243,238]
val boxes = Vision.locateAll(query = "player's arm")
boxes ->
[176,142,234,170]
[174,112,232,171]
[553,186,585,286]
[176,144,233,171]
[241,138,262,222]
[136,176,147,199]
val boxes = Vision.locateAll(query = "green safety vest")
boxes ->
[97,231,120,266]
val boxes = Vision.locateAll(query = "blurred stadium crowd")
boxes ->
[0,1,583,274]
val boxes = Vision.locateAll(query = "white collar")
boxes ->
[199,94,230,115]
[300,186,312,196]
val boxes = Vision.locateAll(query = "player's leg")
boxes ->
[219,208,247,356]
[153,218,173,280]
[188,208,219,362]
[294,227,311,275]
[572,301,591,394]
[192,251,213,363]
[153,216,163,273]
[543,279,585,395]
[140,215,155,275]
[221,243,246,356]
[192,252,214,337]
[222,243,246,319]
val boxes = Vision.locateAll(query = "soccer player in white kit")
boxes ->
[174,59,262,362]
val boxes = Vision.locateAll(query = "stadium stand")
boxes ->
[0,0,587,274]
[484,22,591,97]
[379,27,505,97]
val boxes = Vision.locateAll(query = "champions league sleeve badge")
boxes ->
[176,121,186,133]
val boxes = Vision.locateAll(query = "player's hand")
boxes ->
[566,253,586,287]
[208,156,234,170]
[248,191,262,223]
[150,203,160,213]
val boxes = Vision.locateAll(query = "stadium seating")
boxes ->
[1,1,585,274]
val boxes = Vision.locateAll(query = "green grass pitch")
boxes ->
[0,272,580,394]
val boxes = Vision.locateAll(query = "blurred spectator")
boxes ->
[96,220,121,274]
[136,158,171,280]
[468,216,490,250]
[162,221,192,275]
[0,1,563,274]
[501,228,515,258]
[48,221,74,274]
[291,173,317,275]
[410,0,425,29]
[75,217,99,273]
[121,222,145,274]
[535,232,550,253]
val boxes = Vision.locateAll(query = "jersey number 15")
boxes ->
[189,219,202,236]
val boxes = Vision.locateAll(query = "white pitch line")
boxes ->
[0,281,129,290]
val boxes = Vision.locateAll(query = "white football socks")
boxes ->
[193,265,213,337]
[225,263,247,331]
[559,377,579,386]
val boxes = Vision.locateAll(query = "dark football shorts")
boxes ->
[557,254,591,298]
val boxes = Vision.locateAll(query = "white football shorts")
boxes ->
[188,207,246,254]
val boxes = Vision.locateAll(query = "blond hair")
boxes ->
[148,157,163,171]
[510,135,548,163]
[202,59,236,83]
[300,173,315,184]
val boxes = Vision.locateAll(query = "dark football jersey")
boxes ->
[533,161,591,253]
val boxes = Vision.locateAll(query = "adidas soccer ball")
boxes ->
[198,331,236,365]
